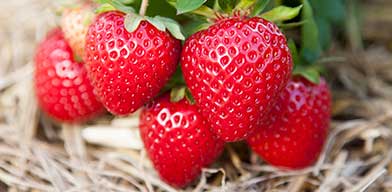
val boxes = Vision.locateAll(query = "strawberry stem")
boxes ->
[139,0,149,16]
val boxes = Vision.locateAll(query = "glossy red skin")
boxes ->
[139,95,224,188]
[85,11,181,115]
[34,28,104,122]
[181,16,293,142]
[247,77,331,169]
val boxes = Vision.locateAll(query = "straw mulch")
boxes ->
[0,0,392,191]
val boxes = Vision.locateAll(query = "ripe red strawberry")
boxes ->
[85,11,181,115]
[181,16,293,142]
[61,4,94,58]
[247,77,331,169]
[139,94,224,187]
[34,28,104,122]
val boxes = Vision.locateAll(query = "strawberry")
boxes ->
[247,76,331,169]
[181,16,293,142]
[139,94,224,187]
[60,4,94,58]
[85,11,181,115]
[34,28,104,122]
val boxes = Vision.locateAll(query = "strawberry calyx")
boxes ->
[124,14,185,40]
[288,37,322,84]
[170,87,195,104]
[95,0,135,14]
[172,0,302,23]
[95,0,185,40]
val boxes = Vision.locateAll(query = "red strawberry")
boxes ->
[34,28,104,122]
[181,16,293,142]
[139,94,224,187]
[61,4,94,58]
[85,11,181,115]
[247,77,331,169]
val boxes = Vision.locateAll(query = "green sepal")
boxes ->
[95,3,116,14]
[166,0,176,7]
[124,13,144,33]
[155,16,186,40]
[145,16,166,31]
[117,0,134,4]
[261,5,303,22]
[218,0,237,13]
[183,20,211,37]
[277,20,306,29]
[191,5,216,19]
[287,39,300,67]
[234,0,256,12]
[170,87,187,102]
[176,0,207,15]
[185,88,195,104]
[293,66,320,84]
[251,0,271,16]
[95,0,135,14]
[111,0,135,13]
[213,0,222,11]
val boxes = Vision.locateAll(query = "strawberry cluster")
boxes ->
[33,0,331,188]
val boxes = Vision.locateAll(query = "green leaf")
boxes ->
[161,66,186,94]
[166,0,176,7]
[300,0,321,64]
[315,17,331,50]
[213,0,222,11]
[146,17,166,31]
[170,87,187,102]
[95,0,135,14]
[176,0,207,14]
[95,3,116,14]
[124,13,144,33]
[218,0,238,13]
[191,5,216,18]
[111,0,135,13]
[287,39,299,66]
[155,16,185,40]
[183,19,210,37]
[251,0,271,16]
[185,88,195,104]
[261,5,303,22]
[293,66,320,84]
[277,20,306,29]
[234,0,255,11]
[95,0,110,4]
[310,0,344,23]
[118,0,134,4]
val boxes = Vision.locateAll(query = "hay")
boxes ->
[1,0,392,191]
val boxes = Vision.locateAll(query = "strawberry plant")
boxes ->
[33,0,338,188]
